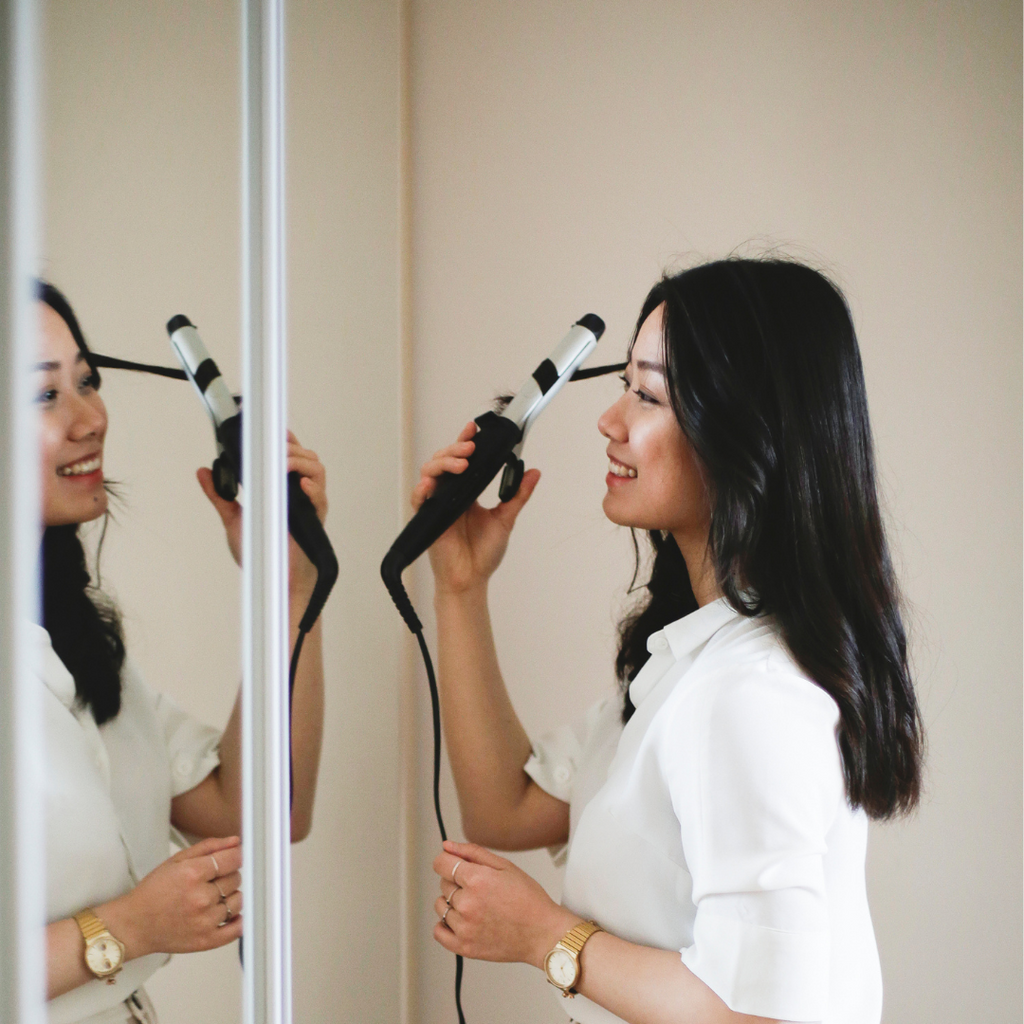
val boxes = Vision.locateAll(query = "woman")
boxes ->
[417,259,923,1023]
[35,282,327,1024]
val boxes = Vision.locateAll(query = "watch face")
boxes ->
[545,947,578,989]
[85,936,123,976]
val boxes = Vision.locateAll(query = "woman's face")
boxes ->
[598,302,711,546]
[36,302,109,527]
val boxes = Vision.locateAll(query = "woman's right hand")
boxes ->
[413,421,541,596]
[100,836,243,958]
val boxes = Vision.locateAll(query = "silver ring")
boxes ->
[445,885,459,908]
[213,879,227,901]
[222,903,233,925]
[451,859,462,885]
[209,854,220,877]
[441,906,451,926]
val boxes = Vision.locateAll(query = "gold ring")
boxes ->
[445,885,459,908]
[209,854,220,877]
[451,860,462,885]
[213,879,227,901]
[441,906,451,927]
[222,903,233,925]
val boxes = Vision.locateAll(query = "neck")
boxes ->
[671,528,723,608]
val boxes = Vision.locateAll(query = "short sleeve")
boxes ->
[152,688,222,798]
[666,669,844,1021]
[524,697,611,803]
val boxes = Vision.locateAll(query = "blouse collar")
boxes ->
[629,597,739,709]
[659,596,739,660]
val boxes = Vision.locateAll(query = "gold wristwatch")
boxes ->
[543,920,603,998]
[74,909,125,984]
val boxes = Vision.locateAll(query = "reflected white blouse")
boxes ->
[525,598,882,1024]
[32,623,222,1024]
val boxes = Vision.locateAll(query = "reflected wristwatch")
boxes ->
[74,909,125,985]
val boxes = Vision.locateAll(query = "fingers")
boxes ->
[411,427,478,509]
[442,839,510,871]
[435,895,463,931]
[174,835,240,863]
[212,870,242,899]
[492,468,541,529]
[196,468,239,524]
[433,850,475,886]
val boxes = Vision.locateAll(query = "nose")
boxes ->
[68,391,107,442]
[598,392,627,442]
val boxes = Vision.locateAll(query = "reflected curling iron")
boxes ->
[166,315,338,637]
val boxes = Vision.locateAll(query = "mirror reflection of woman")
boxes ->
[35,283,327,1024]
[419,259,923,1024]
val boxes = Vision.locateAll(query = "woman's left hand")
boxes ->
[197,431,328,598]
[432,840,580,968]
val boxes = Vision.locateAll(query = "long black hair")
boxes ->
[616,258,923,819]
[38,281,125,725]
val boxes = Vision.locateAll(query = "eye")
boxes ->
[618,373,659,405]
[35,386,58,405]
[79,370,100,392]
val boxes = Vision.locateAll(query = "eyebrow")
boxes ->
[34,352,86,372]
[634,359,666,374]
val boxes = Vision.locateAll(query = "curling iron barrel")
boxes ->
[381,314,605,633]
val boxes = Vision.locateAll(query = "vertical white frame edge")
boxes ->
[241,0,292,1023]
[0,0,44,1022]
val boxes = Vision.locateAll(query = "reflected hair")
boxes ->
[615,258,924,819]
[38,280,125,725]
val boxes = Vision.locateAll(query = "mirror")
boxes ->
[24,2,1021,1023]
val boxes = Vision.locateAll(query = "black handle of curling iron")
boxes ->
[381,411,522,632]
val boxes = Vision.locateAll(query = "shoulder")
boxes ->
[695,614,839,733]
[657,615,843,796]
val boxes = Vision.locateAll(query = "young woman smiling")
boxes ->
[415,259,923,1024]
[35,283,327,1024]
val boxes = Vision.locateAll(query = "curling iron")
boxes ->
[381,313,613,633]
[379,313,624,1024]
[166,315,338,636]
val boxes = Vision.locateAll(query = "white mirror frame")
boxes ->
[241,1,293,1023]
[0,0,44,1021]
[0,1,296,1021]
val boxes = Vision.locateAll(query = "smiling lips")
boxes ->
[57,454,102,478]
[608,457,637,479]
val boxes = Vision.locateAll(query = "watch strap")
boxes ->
[74,909,111,944]
[557,919,603,956]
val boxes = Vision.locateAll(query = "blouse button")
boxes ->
[651,634,669,653]
[174,756,192,780]
[553,764,571,784]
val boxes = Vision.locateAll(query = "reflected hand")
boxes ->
[196,431,328,592]
[100,836,243,958]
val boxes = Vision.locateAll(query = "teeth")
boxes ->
[58,455,101,477]
[608,460,637,478]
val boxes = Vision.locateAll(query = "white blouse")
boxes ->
[525,598,882,1024]
[32,623,222,1024]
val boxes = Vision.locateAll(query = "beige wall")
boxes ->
[44,2,403,1022]
[43,1,1021,1022]
[407,1,1022,1022]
